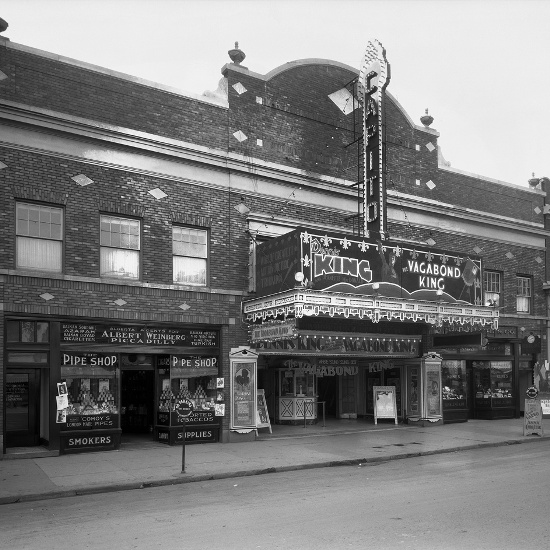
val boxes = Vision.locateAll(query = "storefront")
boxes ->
[4,318,223,454]
[242,227,499,432]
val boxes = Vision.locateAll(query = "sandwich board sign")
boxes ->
[373,386,398,425]
[256,389,272,433]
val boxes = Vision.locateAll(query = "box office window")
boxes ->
[16,203,63,272]
[100,215,140,279]
[172,226,208,286]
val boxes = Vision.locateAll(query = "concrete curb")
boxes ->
[1,435,546,506]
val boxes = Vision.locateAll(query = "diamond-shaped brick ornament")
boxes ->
[534,206,542,214]
[505,252,514,259]
[473,246,482,254]
[40,293,54,301]
[328,88,359,115]
[0,161,7,169]
[233,130,248,142]
[426,238,436,247]
[426,142,436,152]
[72,174,93,186]
[425,180,436,190]
[232,82,247,95]
[0,70,8,82]
[114,299,127,306]
[179,303,191,311]
[148,188,167,200]
[536,257,543,264]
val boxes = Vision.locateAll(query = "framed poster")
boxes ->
[230,359,257,430]
[373,386,398,425]
[425,364,442,416]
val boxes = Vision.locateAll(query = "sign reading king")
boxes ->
[358,40,391,239]
[255,228,482,306]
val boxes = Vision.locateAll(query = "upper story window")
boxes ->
[173,226,208,285]
[16,203,63,272]
[516,276,532,314]
[483,271,501,307]
[100,215,140,279]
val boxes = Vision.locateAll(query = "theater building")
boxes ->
[1,23,548,456]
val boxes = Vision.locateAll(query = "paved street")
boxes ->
[1,440,548,550]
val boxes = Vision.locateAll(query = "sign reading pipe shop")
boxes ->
[255,227,482,306]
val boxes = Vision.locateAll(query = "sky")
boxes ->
[2,0,550,188]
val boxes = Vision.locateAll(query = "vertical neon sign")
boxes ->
[358,41,390,239]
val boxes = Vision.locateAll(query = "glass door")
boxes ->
[6,369,41,447]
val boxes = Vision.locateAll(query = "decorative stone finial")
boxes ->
[420,108,434,127]
[528,172,540,188]
[0,17,8,34]
[228,41,246,65]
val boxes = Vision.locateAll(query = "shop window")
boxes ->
[61,353,120,428]
[100,215,140,279]
[473,361,513,399]
[7,320,49,343]
[172,226,208,285]
[16,203,63,272]
[441,360,466,401]
[516,276,532,313]
[483,271,501,307]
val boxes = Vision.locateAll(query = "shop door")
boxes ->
[121,370,154,434]
[6,369,41,447]
[466,365,475,418]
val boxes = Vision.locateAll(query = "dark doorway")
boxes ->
[121,370,154,434]
[6,369,41,447]
[317,376,338,417]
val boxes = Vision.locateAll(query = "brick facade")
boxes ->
[1,36,548,454]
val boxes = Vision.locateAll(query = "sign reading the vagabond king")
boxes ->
[358,40,390,239]
[255,228,482,306]
[61,323,218,347]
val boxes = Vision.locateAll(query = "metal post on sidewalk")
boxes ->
[181,418,186,473]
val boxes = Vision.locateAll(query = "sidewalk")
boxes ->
[1,418,547,505]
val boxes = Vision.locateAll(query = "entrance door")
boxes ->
[121,370,154,434]
[6,369,41,447]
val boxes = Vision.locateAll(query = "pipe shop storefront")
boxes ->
[243,227,499,428]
